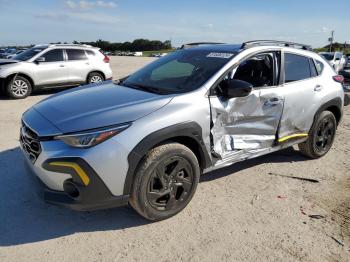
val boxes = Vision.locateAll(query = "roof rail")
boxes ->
[49,44,94,48]
[241,40,312,51]
[180,42,225,49]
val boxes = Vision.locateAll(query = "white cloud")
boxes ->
[65,0,77,9]
[65,0,117,10]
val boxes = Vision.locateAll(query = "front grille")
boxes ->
[20,122,41,163]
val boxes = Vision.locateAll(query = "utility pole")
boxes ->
[329,30,334,52]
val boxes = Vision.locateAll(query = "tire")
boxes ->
[87,72,104,84]
[6,75,32,99]
[298,111,337,159]
[129,142,200,221]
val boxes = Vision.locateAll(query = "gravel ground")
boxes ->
[0,56,349,262]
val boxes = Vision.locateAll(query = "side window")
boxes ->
[314,60,324,75]
[86,50,95,57]
[233,53,276,87]
[40,49,64,62]
[66,49,87,60]
[309,59,318,77]
[284,53,311,83]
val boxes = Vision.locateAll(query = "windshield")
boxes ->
[121,49,237,94]
[13,47,47,61]
[320,53,334,61]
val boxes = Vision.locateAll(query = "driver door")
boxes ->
[209,51,284,158]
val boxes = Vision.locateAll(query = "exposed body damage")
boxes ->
[20,41,345,220]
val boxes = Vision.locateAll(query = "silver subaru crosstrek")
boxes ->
[20,41,346,221]
[0,44,113,99]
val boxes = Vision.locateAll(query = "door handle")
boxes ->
[264,97,282,107]
[59,65,65,67]
[314,85,323,91]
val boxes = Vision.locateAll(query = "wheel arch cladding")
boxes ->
[7,73,34,87]
[123,122,212,195]
[314,97,343,126]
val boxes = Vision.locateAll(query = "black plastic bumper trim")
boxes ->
[24,157,130,211]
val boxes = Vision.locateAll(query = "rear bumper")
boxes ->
[24,156,129,211]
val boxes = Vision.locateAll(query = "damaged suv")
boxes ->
[21,41,345,221]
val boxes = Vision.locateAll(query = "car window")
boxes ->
[151,60,195,81]
[232,53,276,87]
[66,49,87,60]
[41,49,64,62]
[284,53,311,83]
[86,50,95,57]
[314,60,324,75]
[14,47,47,61]
[309,59,318,77]
[123,49,237,94]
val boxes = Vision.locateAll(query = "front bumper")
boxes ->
[23,156,129,211]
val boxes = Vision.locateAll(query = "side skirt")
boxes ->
[203,137,308,174]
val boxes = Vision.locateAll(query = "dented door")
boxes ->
[209,88,284,157]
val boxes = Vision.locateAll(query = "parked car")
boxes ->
[346,54,350,68]
[319,52,347,72]
[6,48,27,59]
[133,52,143,57]
[20,40,345,221]
[0,47,17,59]
[0,44,113,99]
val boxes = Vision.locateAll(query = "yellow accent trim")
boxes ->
[278,133,308,143]
[49,162,90,186]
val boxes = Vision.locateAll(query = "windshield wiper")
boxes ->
[119,82,163,94]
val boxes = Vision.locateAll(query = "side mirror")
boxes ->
[35,57,45,63]
[335,57,340,61]
[223,79,253,98]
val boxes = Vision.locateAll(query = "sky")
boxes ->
[0,0,349,48]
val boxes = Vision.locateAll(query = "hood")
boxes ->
[33,82,173,134]
[0,59,19,65]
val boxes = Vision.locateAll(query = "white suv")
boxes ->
[0,44,113,99]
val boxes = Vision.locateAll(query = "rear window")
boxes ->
[284,53,311,83]
[66,49,87,60]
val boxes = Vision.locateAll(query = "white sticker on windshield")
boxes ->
[207,52,234,59]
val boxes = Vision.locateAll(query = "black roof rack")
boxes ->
[180,42,225,49]
[241,40,312,51]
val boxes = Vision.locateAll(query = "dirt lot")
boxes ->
[0,56,349,262]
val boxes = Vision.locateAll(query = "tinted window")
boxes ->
[284,53,311,83]
[314,60,324,75]
[309,59,318,77]
[41,49,64,62]
[86,50,95,56]
[66,49,87,60]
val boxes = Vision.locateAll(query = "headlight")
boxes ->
[54,123,131,148]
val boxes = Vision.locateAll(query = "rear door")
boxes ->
[277,52,321,142]
[209,51,284,157]
[34,49,68,86]
[65,49,91,83]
